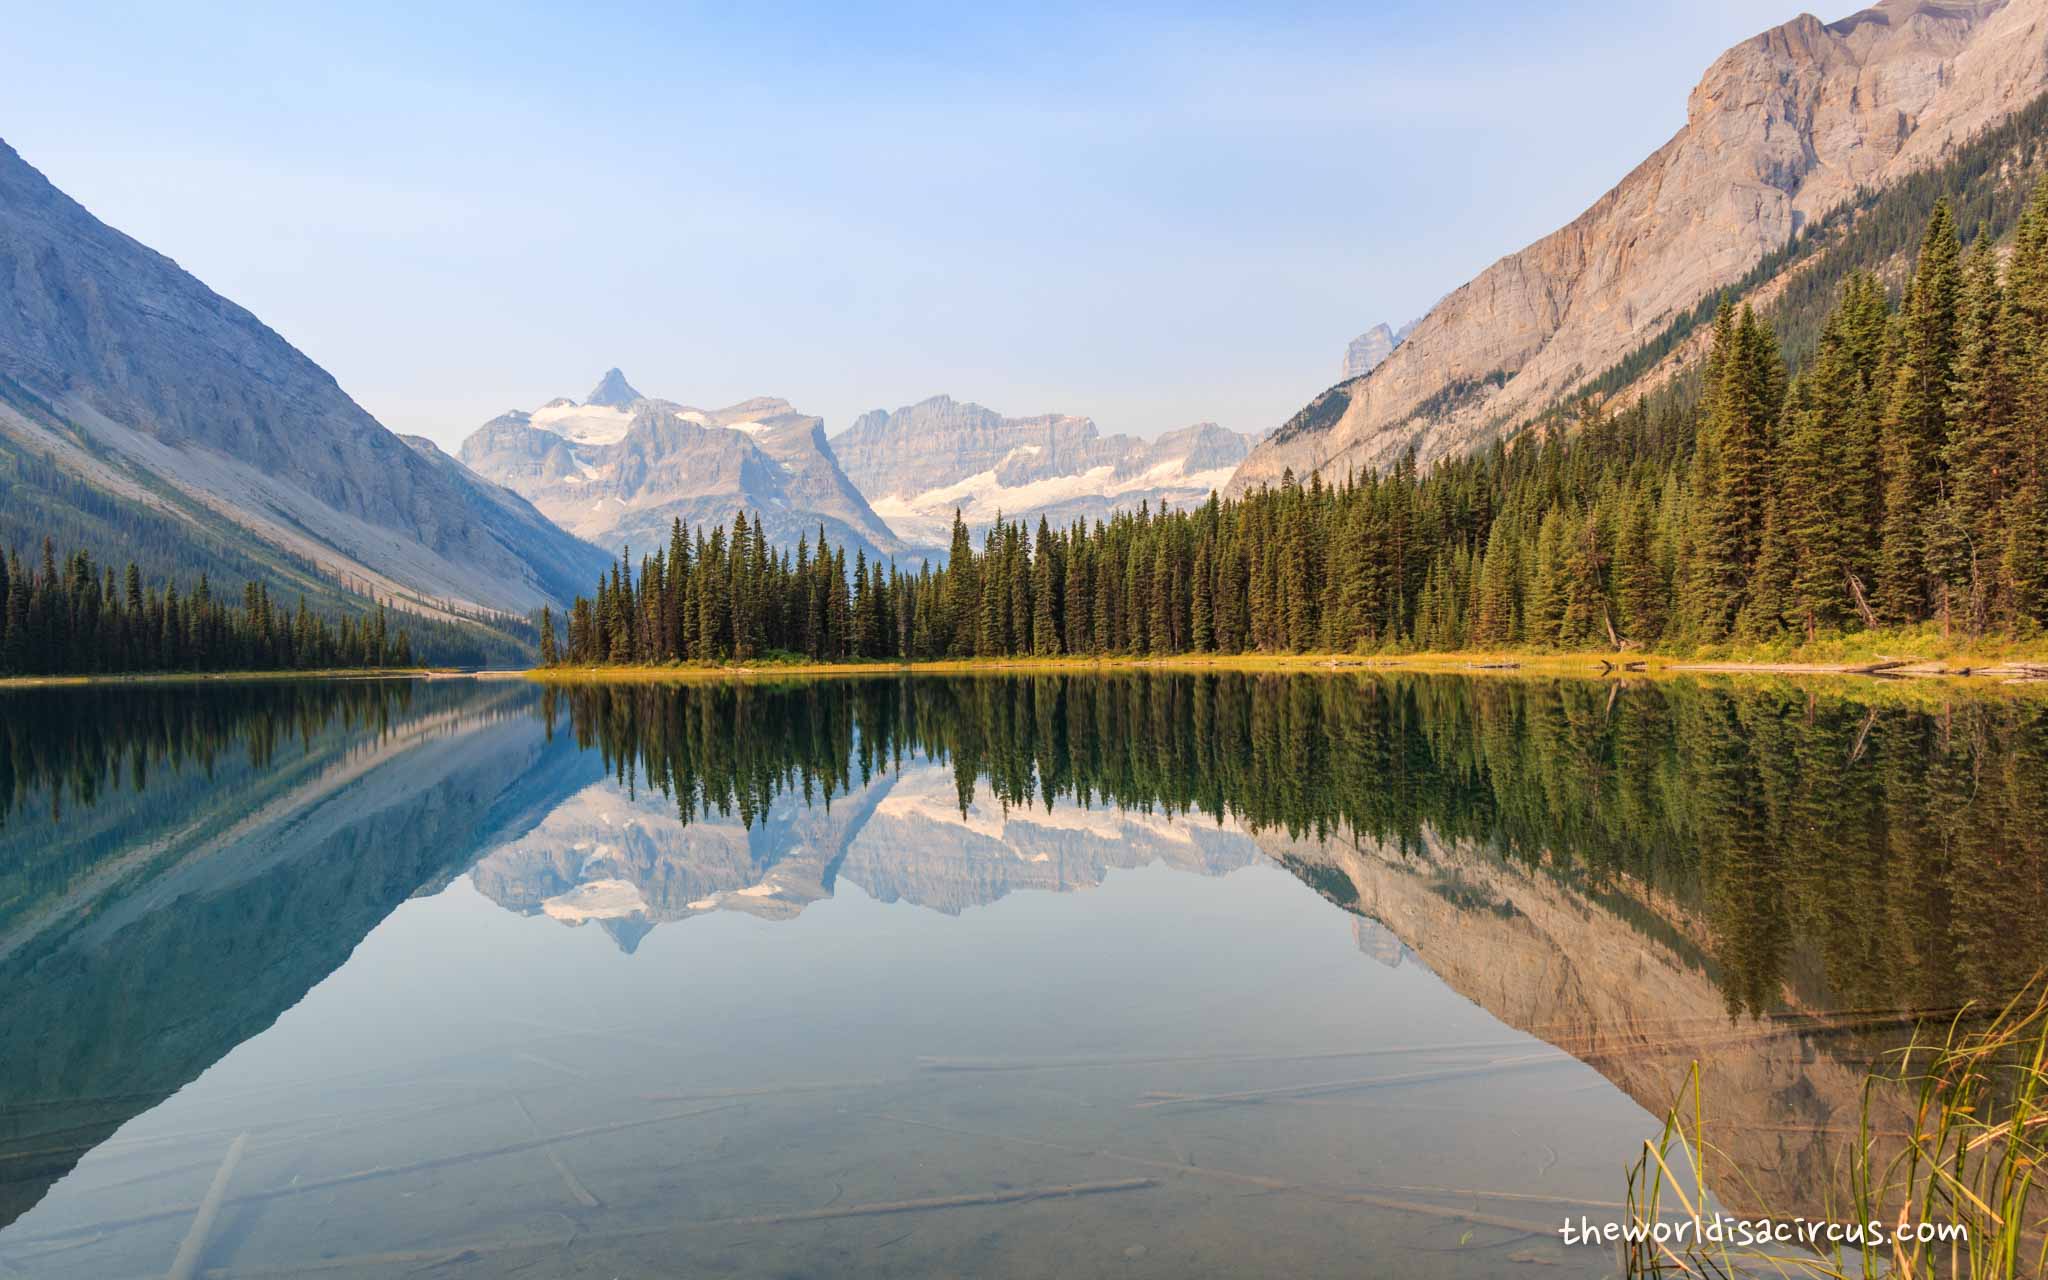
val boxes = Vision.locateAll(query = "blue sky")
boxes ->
[3,0,1801,450]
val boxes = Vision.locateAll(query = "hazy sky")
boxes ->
[3,0,1802,451]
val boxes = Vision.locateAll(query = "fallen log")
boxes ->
[513,1095,601,1210]
[860,1112,1681,1239]
[1848,706,1879,765]
[918,1037,1536,1075]
[717,1178,1157,1227]
[1131,1052,1568,1109]
[166,1133,246,1280]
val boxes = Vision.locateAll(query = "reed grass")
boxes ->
[1623,982,2048,1278]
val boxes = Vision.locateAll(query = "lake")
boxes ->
[1,672,2043,1278]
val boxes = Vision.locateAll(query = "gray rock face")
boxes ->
[456,378,910,563]
[1232,0,2048,493]
[0,139,607,617]
[583,367,642,408]
[830,394,1260,544]
[1342,324,1398,380]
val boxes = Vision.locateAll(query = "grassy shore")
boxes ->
[1626,983,2048,1278]
[0,667,435,690]
[525,642,2048,684]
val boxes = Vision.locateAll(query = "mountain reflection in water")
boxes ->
[0,672,2042,1277]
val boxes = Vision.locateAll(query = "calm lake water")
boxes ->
[1,673,2043,1278]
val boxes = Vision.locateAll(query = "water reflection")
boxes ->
[0,672,2043,1276]
[541,675,2048,1019]
[0,679,593,1231]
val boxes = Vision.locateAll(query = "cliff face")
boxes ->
[1232,0,2048,492]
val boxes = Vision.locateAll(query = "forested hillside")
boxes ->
[1232,0,2048,491]
[551,186,2048,664]
[0,539,418,676]
[1580,88,2048,411]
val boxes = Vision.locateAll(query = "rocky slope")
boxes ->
[0,139,606,619]
[830,394,1258,544]
[1233,0,2048,492]
[457,373,911,564]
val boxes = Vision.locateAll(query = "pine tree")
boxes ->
[1558,506,1608,646]
[1941,237,2019,634]
[1471,517,1520,648]
[1190,537,1214,652]
[1613,490,1663,645]
[1878,199,1962,622]
[1687,301,1783,638]
[1524,506,1567,647]
[1031,518,1060,655]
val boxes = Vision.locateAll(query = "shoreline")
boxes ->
[0,668,433,690]
[8,652,2044,690]
[522,650,2048,684]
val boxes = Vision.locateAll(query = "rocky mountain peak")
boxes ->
[583,367,642,408]
[1342,325,1398,380]
[456,382,908,563]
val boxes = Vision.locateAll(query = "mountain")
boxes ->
[1341,324,1398,380]
[457,379,912,564]
[1232,0,2048,493]
[829,394,1259,544]
[0,139,607,622]
[1342,317,1423,379]
[469,759,1260,947]
[583,366,642,408]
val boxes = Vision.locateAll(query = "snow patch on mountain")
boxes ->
[831,395,1259,543]
[457,371,910,562]
[530,401,638,446]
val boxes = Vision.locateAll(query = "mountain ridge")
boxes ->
[831,393,1259,544]
[0,138,607,622]
[1231,0,2048,493]
[457,377,912,564]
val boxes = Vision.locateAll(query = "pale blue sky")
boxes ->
[3,1,1803,450]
